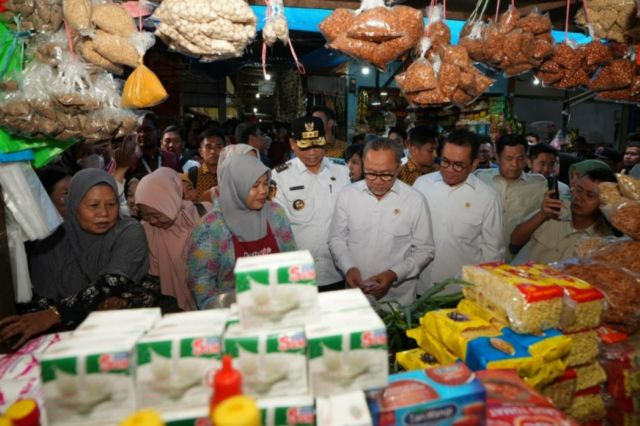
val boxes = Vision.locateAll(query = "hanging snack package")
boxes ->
[575,0,637,43]
[617,173,640,200]
[154,0,257,62]
[5,0,63,33]
[611,200,640,240]
[537,42,590,90]
[62,0,92,34]
[121,28,167,108]
[589,238,640,273]
[320,0,423,70]
[588,58,635,92]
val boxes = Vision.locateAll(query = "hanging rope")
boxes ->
[564,0,571,41]
[494,0,501,22]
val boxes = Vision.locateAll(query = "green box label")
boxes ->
[261,406,315,426]
[308,328,387,359]
[138,337,222,365]
[225,330,306,357]
[236,263,316,292]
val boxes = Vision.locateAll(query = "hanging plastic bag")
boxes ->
[6,211,32,303]
[261,0,303,78]
[121,31,167,108]
[611,201,640,241]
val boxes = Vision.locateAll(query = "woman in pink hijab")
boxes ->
[135,168,211,310]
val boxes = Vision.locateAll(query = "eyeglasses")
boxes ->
[440,157,471,172]
[363,172,396,182]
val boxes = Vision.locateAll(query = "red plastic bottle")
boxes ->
[210,355,242,414]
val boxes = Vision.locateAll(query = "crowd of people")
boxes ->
[1,105,640,350]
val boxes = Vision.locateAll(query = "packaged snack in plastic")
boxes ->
[419,308,502,360]
[456,298,510,330]
[406,326,458,366]
[600,334,640,398]
[461,263,564,334]
[567,386,606,424]
[574,362,608,392]
[575,0,636,43]
[565,329,600,368]
[588,238,640,274]
[556,260,640,334]
[121,64,167,108]
[501,327,572,363]
[617,173,640,200]
[541,369,577,410]
[459,21,486,62]
[478,369,579,426]
[394,58,437,94]
[588,59,634,92]
[318,8,353,42]
[611,201,640,241]
[524,263,605,332]
[395,347,440,371]
[426,4,450,49]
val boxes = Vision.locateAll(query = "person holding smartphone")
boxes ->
[510,168,617,264]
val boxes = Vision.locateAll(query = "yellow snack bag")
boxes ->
[122,64,168,108]
[406,327,458,366]
[457,298,509,330]
[421,309,501,360]
[395,348,440,371]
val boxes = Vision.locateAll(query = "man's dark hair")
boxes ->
[496,134,528,155]
[199,128,226,146]
[528,143,558,160]
[363,137,404,164]
[162,125,181,136]
[388,127,407,141]
[310,105,336,121]
[626,140,640,149]
[37,165,71,196]
[344,144,364,162]
[140,112,159,130]
[352,133,365,145]
[235,123,259,145]
[442,129,479,159]
[584,168,617,184]
[477,135,492,145]
[408,125,438,148]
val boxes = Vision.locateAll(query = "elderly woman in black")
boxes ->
[0,169,159,349]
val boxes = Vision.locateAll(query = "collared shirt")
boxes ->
[328,180,435,306]
[413,172,505,294]
[194,163,217,198]
[512,216,611,265]
[398,159,439,186]
[475,168,547,259]
[272,157,350,286]
[324,138,348,159]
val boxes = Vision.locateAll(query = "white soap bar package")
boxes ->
[234,250,318,329]
[135,310,228,415]
[316,391,373,426]
[38,334,138,426]
[305,307,388,397]
[224,323,308,399]
[258,395,315,426]
[73,308,162,337]
[318,288,371,313]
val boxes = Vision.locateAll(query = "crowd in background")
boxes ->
[1,104,640,350]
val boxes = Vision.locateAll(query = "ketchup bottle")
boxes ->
[210,355,242,414]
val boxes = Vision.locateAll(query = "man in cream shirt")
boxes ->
[329,138,435,306]
[414,129,505,294]
[475,134,547,259]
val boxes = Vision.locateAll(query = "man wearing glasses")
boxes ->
[328,138,435,306]
[271,116,350,291]
[413,129,504,294]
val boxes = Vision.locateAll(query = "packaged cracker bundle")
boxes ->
[461,262,564,334]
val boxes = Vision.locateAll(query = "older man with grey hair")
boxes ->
[328,138,435,306]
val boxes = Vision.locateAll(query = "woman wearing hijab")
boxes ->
[187,155,296,309]
[136,168,212,311]
[0,169,156,349]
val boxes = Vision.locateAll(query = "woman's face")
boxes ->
[245,173,269,210]
[182,181,199,202]
[50,176,71,218]
[76,185,119,234]
[347,153,363,182]
[126,180,139,217]
[137,204,175,229]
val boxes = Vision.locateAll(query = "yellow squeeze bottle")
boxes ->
[211,395,260,426]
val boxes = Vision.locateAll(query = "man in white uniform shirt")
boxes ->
[328,138,435,306]
[414,129,505,294]
[271,116,350,291]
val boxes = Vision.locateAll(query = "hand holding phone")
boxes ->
[547,175,560,199]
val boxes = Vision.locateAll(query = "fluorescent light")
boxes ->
[380,91,388,96]
[533,76,540,86]
[253,107,258,113]
[264,73,272,81]
[361,66,370,75]
[256,93,260,98]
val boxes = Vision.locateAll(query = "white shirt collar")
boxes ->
[434,172,478,190]
[293,157,330,175]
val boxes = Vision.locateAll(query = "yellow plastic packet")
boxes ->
[121,64,168,108]
[420,309,501,360]
[395,348,440,371]
[406,327,458,365]
[520,358,567,389]
[457,298,509,330]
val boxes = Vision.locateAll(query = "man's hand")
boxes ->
[0,309,60,350]
[98,297,128,311]
[540,190,563,220]
[365,270,397,300]
[345,267,363,289]
[114,137,138,171]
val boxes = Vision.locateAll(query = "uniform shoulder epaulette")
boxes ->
[328,157,346,166]
[274,161,290,173]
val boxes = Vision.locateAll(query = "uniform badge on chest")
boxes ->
[293,199,305,210]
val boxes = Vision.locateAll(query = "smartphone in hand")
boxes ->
[547,175,559,199]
